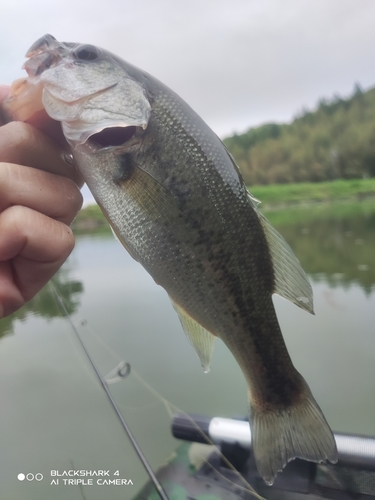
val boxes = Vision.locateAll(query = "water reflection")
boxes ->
[1,201,373,341]
[0,200,373,500]
[266,200,375,294]
[0,262,84,339]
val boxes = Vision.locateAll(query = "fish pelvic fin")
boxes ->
[171,299,216,373]
[250,380,338,485]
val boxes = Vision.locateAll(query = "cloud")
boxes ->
[1,0,374,140]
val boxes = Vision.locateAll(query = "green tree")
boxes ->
[223,84,375,185]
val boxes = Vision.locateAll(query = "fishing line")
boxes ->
[129,369,266,500]
[50,281,265,500]
[59,293,265,500]
[105,361,131,384]
[49,281,170,500]
[80,316,265,499]
[205,461,263,496]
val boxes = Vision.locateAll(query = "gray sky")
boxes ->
[1,0,375,136]
[1,0,375,202]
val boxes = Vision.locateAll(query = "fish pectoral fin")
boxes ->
[253,199,314,314]
[116,163,180,220]
[171,299,216,373]
[94,200,140,262]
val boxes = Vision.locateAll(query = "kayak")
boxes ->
[135,413,375,500]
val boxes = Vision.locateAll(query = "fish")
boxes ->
[2,34,338,484]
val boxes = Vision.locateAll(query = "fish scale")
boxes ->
[2,34,338,485]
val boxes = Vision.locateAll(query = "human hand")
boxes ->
[0,85,83,318]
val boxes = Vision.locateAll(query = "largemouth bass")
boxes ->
[2,34,337,484]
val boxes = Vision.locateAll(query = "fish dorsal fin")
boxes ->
[171,300,216,373]
[247,192,314,314]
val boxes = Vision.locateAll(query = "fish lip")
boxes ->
[23,34,78,78]
[14,35,150,148]
[23,52,62,77]
[25,34,59,58]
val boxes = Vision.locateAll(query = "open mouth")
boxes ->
[23,34,70,77]
[2,35,70,124]
[2,37,116,145]
[2,34,151,149]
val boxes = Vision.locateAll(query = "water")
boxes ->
[0,201,374,499]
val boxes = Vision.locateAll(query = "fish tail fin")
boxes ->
[249,381,338,485]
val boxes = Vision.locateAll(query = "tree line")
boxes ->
[223,84,375,185]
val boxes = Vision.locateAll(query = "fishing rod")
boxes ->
[50,282,170,500]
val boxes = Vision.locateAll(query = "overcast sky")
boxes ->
[1,0,375,202]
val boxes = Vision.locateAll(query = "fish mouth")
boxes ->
[3,34,119,144]
[23,34,116,101]
[26,34,67,59]
[23,34,67,77]
[1,35,65,124]
[3,35,96,122]
[3,34,151,148]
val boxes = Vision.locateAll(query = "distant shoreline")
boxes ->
[249,178,375,210]
[72,178,375,232]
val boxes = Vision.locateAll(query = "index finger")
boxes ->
[0,84,83,187]
[0,83,67,146]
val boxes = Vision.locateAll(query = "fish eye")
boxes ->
[73,44,99,61]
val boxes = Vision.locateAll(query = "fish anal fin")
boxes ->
[254,203,314,314]
[171,299,216,373]
[250,379,338,485]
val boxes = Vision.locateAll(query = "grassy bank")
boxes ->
[72,178,375,231]
[250,178,375,207]
[72,203,110,233]
[264,197,375,227]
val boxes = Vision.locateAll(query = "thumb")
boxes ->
[0,86,10,126]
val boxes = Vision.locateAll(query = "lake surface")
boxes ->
[0,200,374,499]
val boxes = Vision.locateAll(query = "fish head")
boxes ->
[4,34,151,148]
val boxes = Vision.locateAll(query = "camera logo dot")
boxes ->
[18,473,43,481]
